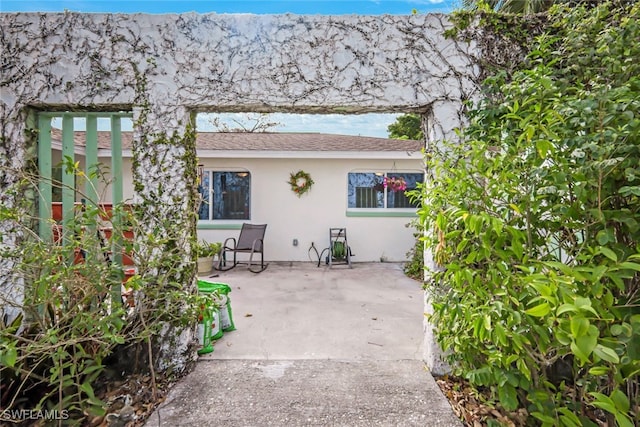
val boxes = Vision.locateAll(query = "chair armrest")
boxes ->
[223,237,237,249]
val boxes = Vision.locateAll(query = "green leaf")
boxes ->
[573,297,599,316]
[590,392,616,414]
[531,412,556,424]
[570,317,590,338]
[0,346,18,368]
[610,324,623,336]
[466,367,493,386]
[80,381,97,400]
[604,291,614,307]
[456,239,468,252]
[498,383,519,411]
[588,366,609,376]
[598,246,617,262]
[610,389,630,413]
[494,323,507,346]
[557,407,581,427]
[526,303,550,317]
[572,332,598,363]
[596,230,612,245]
[556,329,572,346]
[574,297,591,308]
[557,303,577,315]
[544,261,585,280]
[618,261,640,271]
[614,413,635,427]
[618,186,640,196]
[483,314,492,331]
[536,140,553,158]
[511,238,523,259]
[516,358,531,381]
[593,344,620,363]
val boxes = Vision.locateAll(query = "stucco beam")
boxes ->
[0,12,479,111]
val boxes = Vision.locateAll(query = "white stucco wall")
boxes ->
[196,156,423,262]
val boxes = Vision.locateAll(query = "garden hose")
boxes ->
[308,242,320,264]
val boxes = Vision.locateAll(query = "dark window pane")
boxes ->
[348,171,423,209]
[355,187,378,208]
[390,191,412,208]
[348,173,383,208]
[198,171,250,220]
[213,172,250,220]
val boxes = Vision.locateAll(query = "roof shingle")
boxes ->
[49,129,423,152]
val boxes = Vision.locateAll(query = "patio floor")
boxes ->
[144,262,461,426]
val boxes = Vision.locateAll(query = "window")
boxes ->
[347,171,423,209]
[198,171,251,220]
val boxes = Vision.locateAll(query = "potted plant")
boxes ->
[196,240,222,274]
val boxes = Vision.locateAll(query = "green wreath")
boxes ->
[288,170,314,197]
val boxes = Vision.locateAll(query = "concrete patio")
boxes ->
[144,262,461,426]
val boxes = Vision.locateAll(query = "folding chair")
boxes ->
[216,223,268,273]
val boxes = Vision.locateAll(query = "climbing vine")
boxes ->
[445,7,548,87]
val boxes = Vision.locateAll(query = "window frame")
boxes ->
[197,169,252,223]
[346,170,423,215]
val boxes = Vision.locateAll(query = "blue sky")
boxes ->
[4,1,458,137]
[1,1,457,15]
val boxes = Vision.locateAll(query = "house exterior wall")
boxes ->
[196,157,423,262]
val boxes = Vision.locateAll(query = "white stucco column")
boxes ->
[421,100,467,375]
[131,105,199,373]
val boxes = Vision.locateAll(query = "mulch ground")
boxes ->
[86,374,174,427]
[435,375,529,427]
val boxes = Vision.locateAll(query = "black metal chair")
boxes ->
[216,223,268,273]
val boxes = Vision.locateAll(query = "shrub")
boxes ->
[403,220,425,281]
[0,160,202,422]
[420,3,640,425]
[0,193,132,418]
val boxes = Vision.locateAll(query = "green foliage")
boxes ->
[196,240,221,258]
[403,223,425,281]
[0,172,130,417]
[461,0,554,14]
[0,155,202,422]
[419,2,640,425]
[387,113,424,140]
[403,188,426,281]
